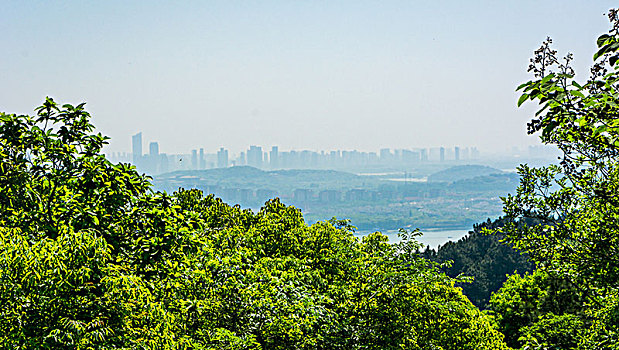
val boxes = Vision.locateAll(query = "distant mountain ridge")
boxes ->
[427,165,504,183]
[155,166,377,192]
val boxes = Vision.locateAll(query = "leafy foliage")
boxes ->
[0,100,508,348]
[489,269,585,349]
[507,10,619,288]
[495,8,619,349]
[422,217,533,308]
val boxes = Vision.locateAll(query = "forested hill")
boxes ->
[422,217,534,308]
[154,166,380,193]
[427,165,504,183]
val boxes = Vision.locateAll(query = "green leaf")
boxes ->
[518,94,529,107]
[569,90,585,99]
[594,44,611,61]
[516,81,532,91]
[534,103,550,116]
[597,34,611,47]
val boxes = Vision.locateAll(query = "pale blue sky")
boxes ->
[1,1,616,154]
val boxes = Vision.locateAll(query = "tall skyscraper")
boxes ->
[462,147,470,160]
[199,148,205,169]
[145,141,160,174]
[471,147,480,159]
[217,147,228,168]
[270,146,279,169]
[454,146,460,161]
[247,146,263,168]
[191,149,198,169]
[380,148,391,163]
[149,142,159,156]
[420,148,428,162]
[132,132,142,164]
[440,147,445,162]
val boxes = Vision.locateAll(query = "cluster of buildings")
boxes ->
[106,132,485,174]
[153,180,445,209]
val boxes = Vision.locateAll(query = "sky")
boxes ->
[1,1,617,155]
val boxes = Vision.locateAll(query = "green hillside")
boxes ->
[155,166,379,193]
[427,165,504,183]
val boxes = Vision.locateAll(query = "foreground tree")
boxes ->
[495,8,619,349]
[0,100,507,348]
[490,269,585,348]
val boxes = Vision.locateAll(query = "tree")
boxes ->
[497,8,619,348]
[0,99,509,348]
[421,217,533,309]
[489,269,585,349]
[0,100,182,348]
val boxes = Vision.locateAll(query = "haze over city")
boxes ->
[1,1,616,154]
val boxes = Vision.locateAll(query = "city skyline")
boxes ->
[3,2,616,155]
[110,130,558,174]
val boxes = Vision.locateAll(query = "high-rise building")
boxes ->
[144,141,160,174]
[471,147,480,159]
[149,142,159,156]
[420,148,428,162]
[454,146,460,161]
[191,149,198,169]
[380,148,391,163]
[461,147,469,160]
[270,146,279,169]
[199,148,205,169]
[329,150,339,167]
[402,149,420,163]
[440,147,445,162]
[132,132,142,164]
[247,146,263,168]
[217,147,229,168]
[159,154,169,173]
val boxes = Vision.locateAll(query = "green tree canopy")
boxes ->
[0,99,507,349]
[496,8,619,349]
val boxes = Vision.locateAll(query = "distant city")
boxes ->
[103,131,562,233]
[105,132,560,175]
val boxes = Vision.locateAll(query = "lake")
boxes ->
[355,228,471,249]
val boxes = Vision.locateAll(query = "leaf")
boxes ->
[569,90,585,99]
[540,73,555,85]
[597,34,611,47]
[594,44,611,61]
[516,81,532,91]
[535,103,550,116]
[518,94,529,107]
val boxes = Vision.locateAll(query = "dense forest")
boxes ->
[2,10,619,350]
[422,217,534,308]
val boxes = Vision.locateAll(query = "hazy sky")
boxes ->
[1,1,616,155]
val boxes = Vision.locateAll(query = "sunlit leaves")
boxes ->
[499,8,619,349]
[0,98,509,348]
